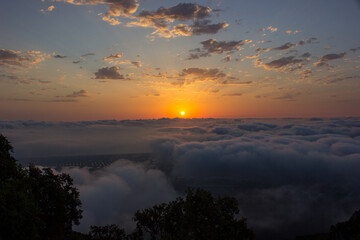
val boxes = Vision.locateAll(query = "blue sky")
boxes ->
[0,0,359,120]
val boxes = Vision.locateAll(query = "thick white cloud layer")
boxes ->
[63,160,177,232]
[149,118,360,239]
[1,118,360,239]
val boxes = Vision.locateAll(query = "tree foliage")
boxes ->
[329,209,360,240]
[0,134,82,240]
[133,188,254,240]
[89,224,127,240]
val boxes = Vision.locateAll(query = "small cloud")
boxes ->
[240,54,259,61]
[102,15,122,25]
[0,49,49,68]
[145,93,160,97]
[53,54,67,59]
[322,75,359,84]
[66,89,89,98]
[41,5,55,13]
[180,67,226,80]
[256,38,317,54]
[301,52,311,58]
[81,53,95,57]
[221,80,252,85]
[314,52,346,67]
[285,30,300,35]
[49,99,78,103]
[222,55,231,62]
[94,66,127,80]
[126,3,226,38]
[272,42,298,51]
[103,53,123,61]
[272,91,304,101]
[188,38,248,60]
[172,24,193,36]
[222,93,243,97]
[258,26,278,33]
[39,80,52,84]
[255,56,307,72]
[349,47,360,53]
[55,0,139,25]
[191,20,228,35]
[131,61,142,68]
[267,26,278,32]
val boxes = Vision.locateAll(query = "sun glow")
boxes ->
[163,102,201,118]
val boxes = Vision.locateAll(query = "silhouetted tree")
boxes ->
[89,224,127,240]
[0,135,43,240]
[329,209,360,240]
[27,165,83,239]
[133,188,254,240]
[0,134,82,240]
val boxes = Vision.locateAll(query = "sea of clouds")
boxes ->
[1,118,360,239]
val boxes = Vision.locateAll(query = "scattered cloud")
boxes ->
[222,55,231,62]
[256,38,317,53]
[130,60,142,68]
[188,38,249,60]
[126,3,226,38]
[349,47,360,53]
[53,0,139,19]
[239,54,260,61]
[0,74,19,81]
[221,80,252,85]
[54,1,227,37]
[272,91,304,101]
[66,89,89,98]
[39,80,52,84]
[272,42,298,51]
[153,67,231,86]
[266,26,278,32]
[301,52,311,58]
[0,49,49,68]
[107,59,142,68]
[137,3,211,21]
[94,66,127,80]
[255,56,307,72]
[53,54,67,59]
[180,67,226,81]
[222,92,243,97]
[314,52,346,67]
[319,75,360,84]
[285,30,300,35]
[0,98,33,102]
[81,53,95,57]
[49,99,78,103]
[259,26,278,33]
[41,5,55,12]
[103,53,123,61]
[191,20,228,35]
[102,14,122,25]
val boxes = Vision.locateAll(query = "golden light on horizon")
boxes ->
[163,102,201,118]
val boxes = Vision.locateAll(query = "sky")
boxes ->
[0,0,359,120]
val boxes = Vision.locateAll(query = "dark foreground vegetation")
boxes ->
[0,134,359,240]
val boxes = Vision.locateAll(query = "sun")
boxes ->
[180,111,185,116]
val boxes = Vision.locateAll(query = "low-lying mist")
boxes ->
[1,118,360,239]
